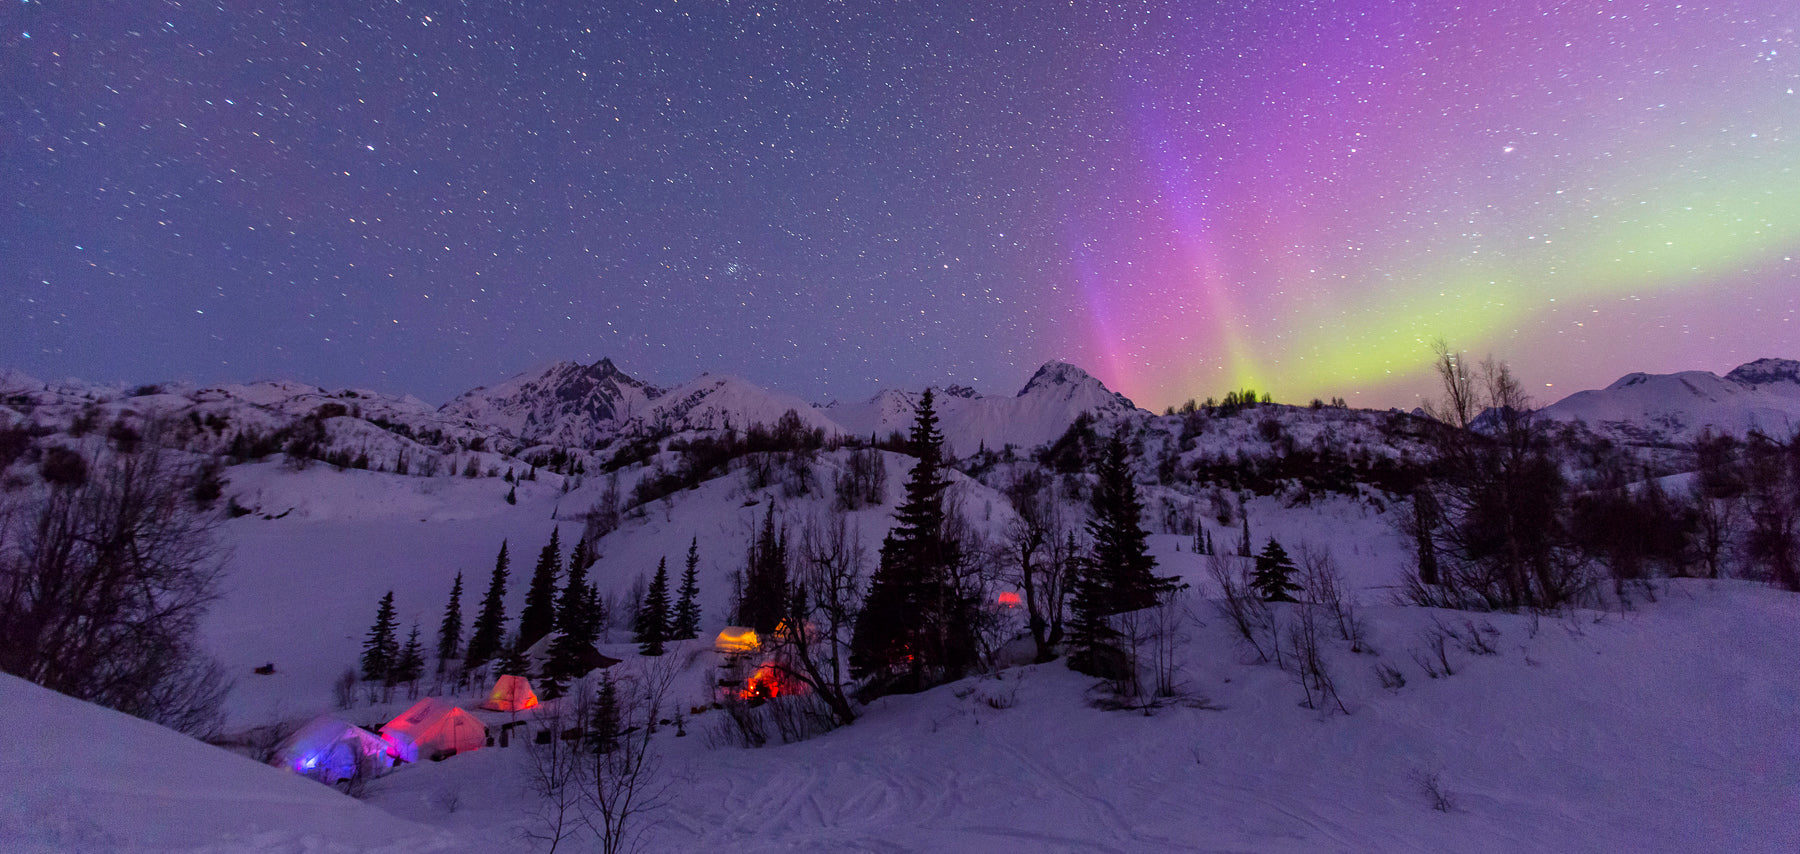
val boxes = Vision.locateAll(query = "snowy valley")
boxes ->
[2,358,1798,853]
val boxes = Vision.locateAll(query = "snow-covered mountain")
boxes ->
[439,358,661,448]
[629,373,842,438]
[825,360,1142,457]
[1537,358,1800,446]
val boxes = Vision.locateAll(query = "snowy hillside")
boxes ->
[1537,357,1800,446]
[0,673,451,853]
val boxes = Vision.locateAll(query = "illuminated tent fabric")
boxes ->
[380,698,486,763]
[715,626,759,654]
[270,715,392,784]
[480,674,539,712]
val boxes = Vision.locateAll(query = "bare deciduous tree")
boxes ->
[766,510,865,728]
[1002,470,1073,663]
[585,657,679,854]
[0,442,230,735]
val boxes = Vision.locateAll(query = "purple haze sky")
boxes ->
[4,1,1797,410]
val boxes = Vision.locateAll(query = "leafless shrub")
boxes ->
[1411,623,1457,678]
[1287,603,1349,715]
[1299,544,1365,652]
[584,657,680,854]
[1417,770,1458,812]
[1455,619,1500,656]
[526,697,589,853]
[433,787,463,814]
[1376,661,1407,692]
[1206,551,1271,662]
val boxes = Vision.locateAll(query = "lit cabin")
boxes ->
[714,626,759,654]
[270,715,392,784]
[380,698,486,763]
[480,674,539,712]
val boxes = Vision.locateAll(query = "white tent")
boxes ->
[270,715,392,784]
[380,698,486,763]
[480,674,539,712]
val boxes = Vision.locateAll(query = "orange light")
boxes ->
[741,663,781,700]
[997,591,1022,608]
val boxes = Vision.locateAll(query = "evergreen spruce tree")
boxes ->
[740,504,788,634]
[360,590,399,684]
[1064,553,1118,673]
[1238,514,1253,557]
[517,528,563,651]
[464,540,511,671]
[1065,433,1183,676]
[1086,432,1172,613]
[586,583,608,644]
[851,388,977,689]
[673,537,702,640]
[1252,538,1302,602]
[435,571,464,674]
[635,557,672,656]
[541,539,597,699]
[589,673,621,754]
[393,622,426,687]
[505,484,516,504]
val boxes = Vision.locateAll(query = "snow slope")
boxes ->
[0,674,452,854]
[350,580,1800,853]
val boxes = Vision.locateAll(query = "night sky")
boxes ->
[5,1,1797,410]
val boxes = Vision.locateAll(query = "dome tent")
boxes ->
[380,698,486,763]
[270,715,392,784]
[480,674,539,712]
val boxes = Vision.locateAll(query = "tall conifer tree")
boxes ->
[518,528,563,651]
[465,540,510,670]
[435,571,464,674]
[1086,432,1171,612]
[673,537,703,640]
[393,622,426,687]
[541,539,595,698]
[740,506,787,634]
[635,558,672,655]
[360,590,399,684]
[851,388,977,689]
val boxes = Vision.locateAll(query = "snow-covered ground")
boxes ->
[7,352,1800,852]
[4,450,1795,853]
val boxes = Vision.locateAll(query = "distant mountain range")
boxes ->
[4,357,1795,467]
[1535,358,1800,446]
[439,357,1139,457]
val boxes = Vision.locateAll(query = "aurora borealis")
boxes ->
[4,1,1797,409]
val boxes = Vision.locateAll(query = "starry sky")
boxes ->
[4,1,1797,411]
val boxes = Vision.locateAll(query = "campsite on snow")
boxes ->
[2,356,1798,853]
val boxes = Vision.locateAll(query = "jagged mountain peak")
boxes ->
[1019,360,1098,396]
[439,357,661,446]
[1725,358,1800,388]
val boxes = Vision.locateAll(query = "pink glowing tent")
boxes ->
[270,715,392,784]
[380,698,486,763]
[480,674,539,712]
